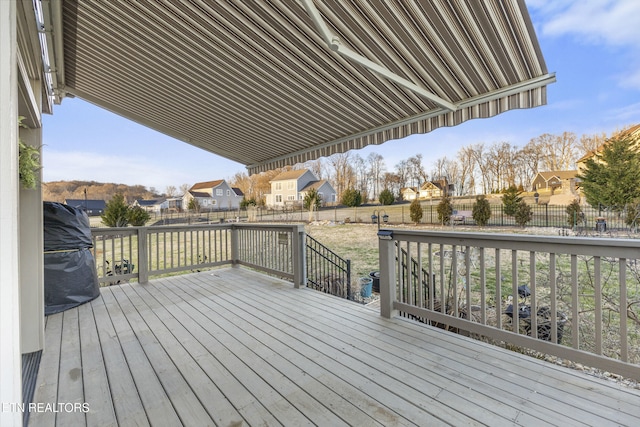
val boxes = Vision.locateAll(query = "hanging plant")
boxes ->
[18,117,41,190]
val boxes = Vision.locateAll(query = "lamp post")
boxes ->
[371,209,389,230]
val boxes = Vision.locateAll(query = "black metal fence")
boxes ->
[420,203,633,231]
[305,235,352,299]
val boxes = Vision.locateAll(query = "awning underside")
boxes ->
[50,0,553,174]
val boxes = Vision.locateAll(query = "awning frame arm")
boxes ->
[301,0,458,111]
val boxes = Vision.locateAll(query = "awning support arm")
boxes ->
[301,0,458,112]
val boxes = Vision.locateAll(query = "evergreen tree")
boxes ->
[341,188,362,207]
[579,135,640,213]
[472,195,491,226]
[437,194,453,224]
[514,200,532,227]
[303,188,322,211]
[101,193,129,227]
[127,205,151,226]
[501,185,522,216]
[566,200,583,227]
[378,188,395,205]
[409,198,423,223]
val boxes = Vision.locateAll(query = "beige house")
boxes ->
[531,171,578,193]
[266,169,336,207]
[576,124,640,173]
[183,180,243,211]
[401,181,445,201]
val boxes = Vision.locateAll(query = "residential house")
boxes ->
[132,198,168,214]
[531,170,579,193]
[576,124,640,173]
[400,187,419,201]
[266,169,336,207]
[64,198,106,216]
[183,180,243,211]
[418,181,445,199]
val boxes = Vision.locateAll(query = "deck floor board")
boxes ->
[29,267,640,427]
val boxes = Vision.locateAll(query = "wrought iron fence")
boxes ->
[305,234,352,299]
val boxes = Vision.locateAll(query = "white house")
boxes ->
[183,180,243,211]
[132,198,168,214]
[266,169,336,207]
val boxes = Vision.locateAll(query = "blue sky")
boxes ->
[42,0,640,192]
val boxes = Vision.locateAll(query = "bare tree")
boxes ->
[578,132,607,159]
[367,152,386,200]
[328,152,355,200]
[382,172,403,197]
[179,183,190,196]
[529,132,578,171]
[469,143,492,194]
[457,146,477,195]
[394,160,410,190]
[165,185,177,197]
[407,154,427,187]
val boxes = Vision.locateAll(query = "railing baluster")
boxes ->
[530,251,537,339]
[619,258,628,362]
[495,248,502,330]
[571,254,579,349]
[594,256,602,354]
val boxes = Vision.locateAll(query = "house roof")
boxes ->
[64,199,106,210]
[42,1,553,174]
[188,191,212,198]
[135,199,166,206]
[232,188,244,197]
[190,180,224,191]
[300,180,331,192]
[534,171,578,181]
[271,169,311,182]
[577,124,640,164]
[400,187,418,193]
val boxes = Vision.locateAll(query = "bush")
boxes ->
[379,189,395,206]
[341,188,362,207]
[240,197,257,209]
[101,194,129,227]
[502,186,522,216]
[128,206,151,226]
[303,188,322,210]
[409,199,423,223]
[514,200,532,227]
[472,195,491,226]
[566,200,583,227]
[437,194,453,224]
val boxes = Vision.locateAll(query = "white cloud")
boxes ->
[533,0,640,45]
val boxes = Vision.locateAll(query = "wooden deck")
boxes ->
[29,267,640,426]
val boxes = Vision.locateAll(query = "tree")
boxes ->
[409,198,423,223]
[437,194,453,225]
[378,188,395,205]
[165,185,177,197]
[340,188,362,207]
[127,206,151,226]
[501,185,522,216]
[101,193,129,227]
[514,200,532,227]
[579,135,640,213]
[188,197,200,213]
[472,195,491,226]
[566,200,583,227]
[303,188,322,211]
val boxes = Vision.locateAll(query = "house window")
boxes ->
[226,190,230,196]
[275,195,282,203]
[216,189,223,196]
[287,181,295,190]
[275,183,282,190]
[211,199,217,206]
[287,195,295,201]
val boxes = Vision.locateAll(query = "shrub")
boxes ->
[341,188,362,207]
[409,198,423,223]
[188,197,200,213]
[101,194,129,227]
[472,195,491,226]
[514,200,532,227]
[566,200,583,227]
[127,206,151,226]
[240,197,257,209]
[502,185,522,216]
[379,189,395,206]
[437,194,453,224]
[303,188,322,210]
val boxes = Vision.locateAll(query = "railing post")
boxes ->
[138,227,149,283]
[231,224,239,267]
[378,229,396,318]
[292,225,306,288]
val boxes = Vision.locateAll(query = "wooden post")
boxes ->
[378,230,396,318]
[230,224,239,267]
[292,225,306,288]
[137,227,149,284]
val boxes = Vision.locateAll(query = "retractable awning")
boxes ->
[43,0,554,174]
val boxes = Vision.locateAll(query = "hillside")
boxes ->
[43,180,161,203]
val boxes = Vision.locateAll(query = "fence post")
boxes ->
[231,224,239,267]
[292,225,306,288]
[378,230,396,319]
[545,204,549,227]
[138,227,149,284]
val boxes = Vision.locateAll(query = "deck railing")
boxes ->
[305,234,352,299]
[378,229,640,380]
[91,223,305,287]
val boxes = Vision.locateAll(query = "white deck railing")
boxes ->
[91,223,305,287]
[378,229,640,381]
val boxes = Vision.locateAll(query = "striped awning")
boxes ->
[44,0,554,174]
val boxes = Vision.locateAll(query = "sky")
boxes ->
[42,0,640,193]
